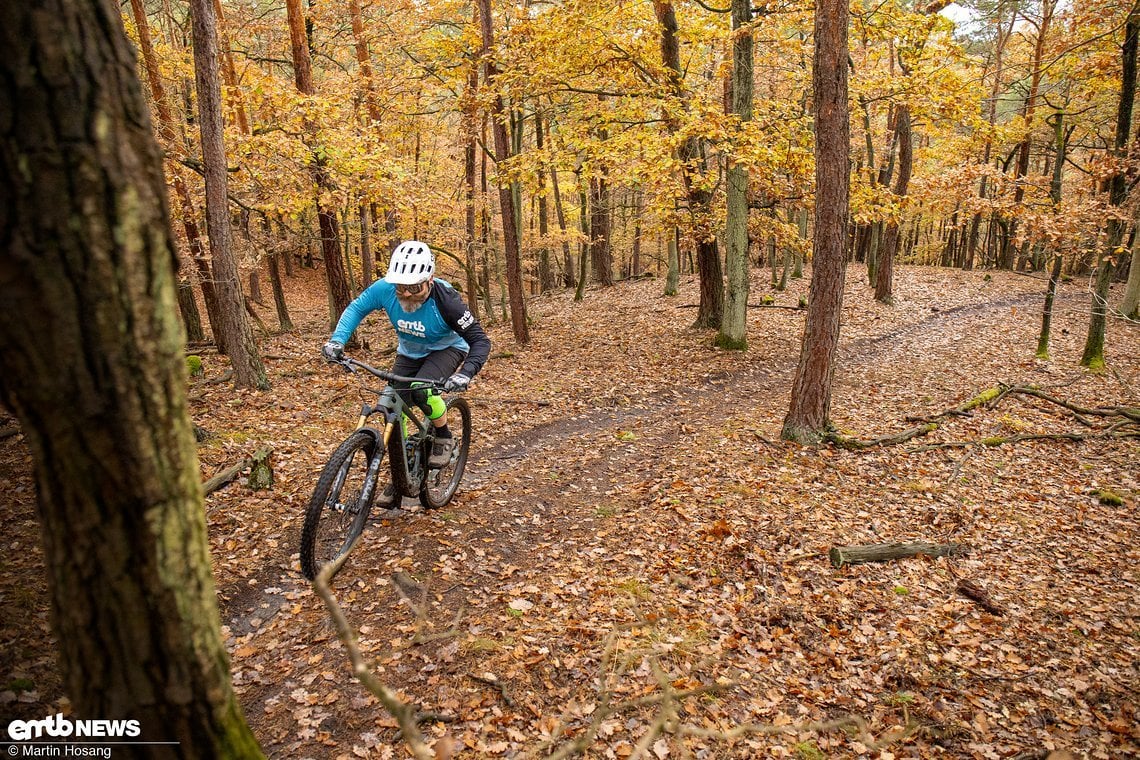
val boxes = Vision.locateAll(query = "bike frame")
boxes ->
[346,359,443,498]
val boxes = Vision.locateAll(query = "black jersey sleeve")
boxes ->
[433,282,491,378]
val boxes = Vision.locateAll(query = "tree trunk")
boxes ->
[548,147,574,290]
[631,190,643,277]
[462,58,482,315]
[1003,0,1053,270]
[178,278,205,342]
[477,0,529,343]
[664,227,680,296]
[0,0,263,752]
[1121,226,1140,319]
[575,171,589,301]
[535,111,555,292]
[1082,8,1137,368]
[782,0,849,444]
[286,0,351,327]
[654,0,723,328]
[128,0,223,346]
[350,0,383,127]
[874,104,912,304]
[265,230,294,332]
[190,0,268,390]
[717,0,753,351]
[589,175,614,285]
[1037,112,1068,359]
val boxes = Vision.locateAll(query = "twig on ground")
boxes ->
[314,545,440,760]
[467,673,515,707]
[956,578,1005,616]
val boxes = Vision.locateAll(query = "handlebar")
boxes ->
[334,356,448,391]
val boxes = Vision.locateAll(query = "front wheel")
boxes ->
[420,397,471,509]
[300,429,383,580]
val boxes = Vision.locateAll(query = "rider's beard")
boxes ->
[397,289,429,312]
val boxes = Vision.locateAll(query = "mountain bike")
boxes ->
[299,355,471,581]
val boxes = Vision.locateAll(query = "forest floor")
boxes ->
[1,264,1138,759]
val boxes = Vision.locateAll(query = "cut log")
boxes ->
[202,445,274,495]
[203,460,247,496]
[829,541,963,568]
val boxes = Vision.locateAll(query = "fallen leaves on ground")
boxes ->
[1,265,1137,759]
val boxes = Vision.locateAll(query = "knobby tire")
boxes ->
[420,397,472,509]
[299,429,382,580]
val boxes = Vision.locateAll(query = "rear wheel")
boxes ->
[300,430,382,580]
[420,397,471,509]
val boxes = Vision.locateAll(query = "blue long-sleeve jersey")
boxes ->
[330,279,491,378]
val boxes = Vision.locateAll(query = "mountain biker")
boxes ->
[321,240,491,473]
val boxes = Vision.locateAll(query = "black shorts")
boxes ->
[390,347,465,415]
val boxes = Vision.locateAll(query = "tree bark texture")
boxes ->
[829,542,963,567]
[286,0,351,327]
[718,0,754,350]
[654,0,723,328]
[875,105,911,304]
[0,0,263,754]
[477,0,530,343]
[128,0,223,344]
[589,175,614,286]
[782,0,850,444]
[1082,8,1137,368]
[190,0,268,390]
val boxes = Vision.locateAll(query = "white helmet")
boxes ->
[385,241,435,285]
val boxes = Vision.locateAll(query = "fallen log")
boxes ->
[203,460,246,496]
[829,541,963,568]
[203,445,273,495]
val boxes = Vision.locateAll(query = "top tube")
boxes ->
[337,356,447,391]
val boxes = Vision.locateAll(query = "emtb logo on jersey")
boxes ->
[457,311,475,329]
[397,319,427,337]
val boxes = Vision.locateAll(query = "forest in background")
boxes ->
[126,0,1140,341]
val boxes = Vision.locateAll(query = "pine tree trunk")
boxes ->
[286,0,351,326]
[477,0,529,343]
[783,0,849,443]
[190,0,268,390]
[178,278,205,342]
[0,0,263,752]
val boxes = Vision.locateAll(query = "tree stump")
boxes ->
[829,541,963,568]
[247,446,274,490]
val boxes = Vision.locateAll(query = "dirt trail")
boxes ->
[219,283,1100,757]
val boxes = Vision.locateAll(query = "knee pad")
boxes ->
[426,391,447,421]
